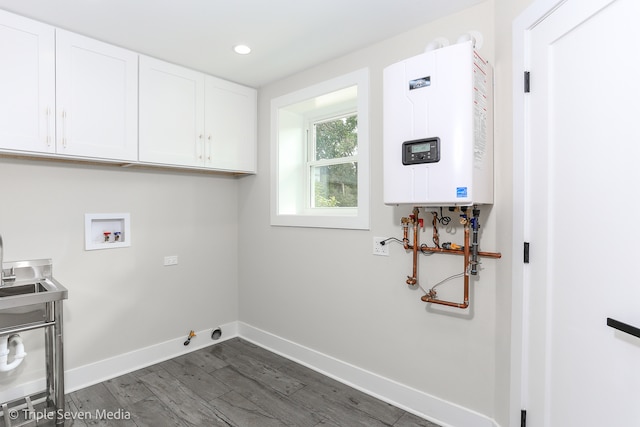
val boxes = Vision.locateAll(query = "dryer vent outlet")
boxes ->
[211,328,222,340]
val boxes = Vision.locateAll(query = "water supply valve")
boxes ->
[442,242,463,250]
[409,214,424,229]
[103,232,111,242]
[183,330,196,346]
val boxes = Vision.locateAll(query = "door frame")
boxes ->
[510,0,567,425]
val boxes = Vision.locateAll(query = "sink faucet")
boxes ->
[0,235,15,286]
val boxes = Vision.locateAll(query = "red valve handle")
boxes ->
[409,215,424,228]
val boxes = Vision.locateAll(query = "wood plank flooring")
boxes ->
[57,338,441,426]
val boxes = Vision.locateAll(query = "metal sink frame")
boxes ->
[0,259,68,427]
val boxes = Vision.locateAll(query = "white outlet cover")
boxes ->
[373,236,390,256]
[163,255,178,266]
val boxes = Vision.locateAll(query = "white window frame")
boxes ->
[270,68,370,229]
[306,110,358,213]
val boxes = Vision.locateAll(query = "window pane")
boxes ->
[314,115,357,161]
[312,162,358,208]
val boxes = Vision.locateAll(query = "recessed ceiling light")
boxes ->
[233,44,251,55]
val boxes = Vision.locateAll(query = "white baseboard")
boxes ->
[239,322,498,427]
[1,321,498,427]
[0,322,238,403]
[65,322,238,393]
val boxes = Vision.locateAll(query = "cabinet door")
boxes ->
[56,30,138,161]
[204,76,257,173]
[0,10,55,153]
[139,56,205,167]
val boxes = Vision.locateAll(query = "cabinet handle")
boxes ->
[197,134,203,158]
[46,107,51,147]
[61,110,67,148]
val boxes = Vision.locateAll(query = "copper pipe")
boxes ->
[420,296,469,309]
[406,207,419,285]
[421,226,471,309]
[418,246,502,259]
[431,212,440,248]
[401,218,410,250]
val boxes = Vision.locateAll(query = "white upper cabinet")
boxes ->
[55,30,138,161]
[1,10,256,173]
[204,76,257,173]
[140,56,257,172]
[0,11,55,153]
[0,11,137,161]
[139,56,205,167]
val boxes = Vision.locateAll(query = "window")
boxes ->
[310,113,358,209]
[271,68,369,229]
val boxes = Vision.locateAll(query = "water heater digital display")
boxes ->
[402,137,440,165]
[383,41,494,206]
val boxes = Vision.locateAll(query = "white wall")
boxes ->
[239,1,502,420]
[0,158,239,394]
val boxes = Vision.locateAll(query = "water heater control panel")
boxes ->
[402,137,440,165]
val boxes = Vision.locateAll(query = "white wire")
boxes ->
[418,271,466,296]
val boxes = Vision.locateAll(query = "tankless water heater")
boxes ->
[383,41,493,206]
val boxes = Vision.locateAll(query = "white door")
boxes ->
[523,0,640,425]
[56,30,138,161]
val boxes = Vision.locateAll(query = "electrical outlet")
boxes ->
[373,237,390,256]
[163,255,178,266]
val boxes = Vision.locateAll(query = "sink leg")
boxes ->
[44,300,65,424]
[53,300,65,425]
[44,303,54,409]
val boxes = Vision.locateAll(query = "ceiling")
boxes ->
[0,0,484,88]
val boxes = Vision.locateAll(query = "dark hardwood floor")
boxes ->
[47,338,441,426]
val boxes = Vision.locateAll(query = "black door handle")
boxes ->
[607,317,640,339]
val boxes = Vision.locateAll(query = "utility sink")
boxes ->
[0,257,68,425]
[0,259,68,330]
[0,278,67,310]
[0,282,47,297]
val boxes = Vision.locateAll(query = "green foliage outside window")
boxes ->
[312,115,358,208]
